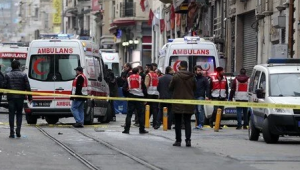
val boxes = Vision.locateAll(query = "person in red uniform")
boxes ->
[71,66,88,128]
[145,64,160,129]
[209,67,229,128]
[122,67,148,134]
[229,68,249,129]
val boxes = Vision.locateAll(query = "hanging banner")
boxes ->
[53,0,62,24]
[92,0,100,11]
[148,9,154,26]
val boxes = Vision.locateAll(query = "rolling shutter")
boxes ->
[243,12,257,76]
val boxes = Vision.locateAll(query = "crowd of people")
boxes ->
[118,61,250,147]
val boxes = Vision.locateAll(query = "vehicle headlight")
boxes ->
[272,108,293,113]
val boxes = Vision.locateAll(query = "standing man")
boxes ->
[229,68,249,130]
[70,66,88,128]
[152,63,158,72]
[170,61,196,147]
[122,67,148,134]
[194,65,210,130]
[123,63,132,78]
[145,64,160,129]
[104,65,118,122]
[4,60,32,138]
[209,67,229,128]
[157,66,174,130]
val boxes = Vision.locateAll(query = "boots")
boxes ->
[16,127,21,138]
[186,139,191,147]
[9,130,15,138]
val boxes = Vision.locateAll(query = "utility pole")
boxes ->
[288,0,295,58]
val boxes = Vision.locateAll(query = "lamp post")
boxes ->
[122,41,129,63]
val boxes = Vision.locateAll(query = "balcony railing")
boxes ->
[120,2,136,18]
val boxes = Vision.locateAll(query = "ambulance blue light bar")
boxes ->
[168,39,174,43]
[267,58,300,64]
[184,36,200,44]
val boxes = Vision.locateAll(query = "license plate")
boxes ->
[33,101,51,107]
[225,108,237,114]
[2,95,7,100]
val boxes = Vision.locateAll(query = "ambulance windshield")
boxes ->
[169,56,216,73]
[0,59,26,74]
[29,54,80,81]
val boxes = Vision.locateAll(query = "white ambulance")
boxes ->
[158,36,220,123]
[24,38,111,125]
[0,45,28,108]
[100,50,120,76]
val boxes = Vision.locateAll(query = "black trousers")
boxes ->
[125,95,145,132]
[174,114,192,142]
[8,99,24,132]
[158,103,173,129]
[148,95,159,127]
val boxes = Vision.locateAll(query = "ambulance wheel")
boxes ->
[98,103,112,123]
[26,114,37,125]
[45,116,59,125]
[84,105,94,125]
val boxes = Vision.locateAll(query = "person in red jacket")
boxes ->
[122,67,148,134]
[229,68,249,130]
[209,67,229,128]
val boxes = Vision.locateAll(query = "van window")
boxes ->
[251,71,261,93]
[29,54,80,81]
[93,57,101,80]
[169,56,216,73]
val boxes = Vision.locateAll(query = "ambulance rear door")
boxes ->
[28,40,81,110]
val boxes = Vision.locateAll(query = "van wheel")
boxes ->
[248,119,260,141]
[84,105,94,125]
[98,103,112,123]
[262,118,279,144]
[26,114,37,125]
[45,117,59,125]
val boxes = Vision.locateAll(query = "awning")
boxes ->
[111,20,136,26]
[64,8,77,17]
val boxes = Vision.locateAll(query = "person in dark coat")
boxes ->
[194,65,210,129]
[169,61,196,147]
[104,65,119,121]
[4,60,32,138]
[157,66,174,129]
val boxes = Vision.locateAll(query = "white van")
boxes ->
[0,45,28,108]
[24,39,111,125]
[158,36,220,123]
[100,51,120,76]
